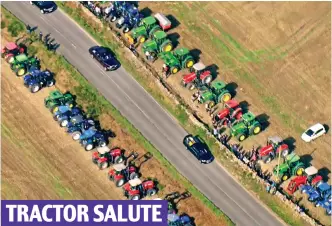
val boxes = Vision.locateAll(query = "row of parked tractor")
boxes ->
[81,1,264,144]
[79,1,331,217]
[2,38,194,226]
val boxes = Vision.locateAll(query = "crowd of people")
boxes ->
[210,124,279,195]
[26,24,59,52]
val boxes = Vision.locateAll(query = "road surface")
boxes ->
[3,2,284,226]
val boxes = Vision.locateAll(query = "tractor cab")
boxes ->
[96,146,110,158]
[68,115,84,127]
[154,13,171,31]
[1,42,24,59]
[210,81,226,94]
[142,30,173,54]
[128,178,143,191]
[258,136,289,163]
[126,16,160,44]
[113,163,127,174]
[174,48,190,62]
[10,53,28,64]
[190,62,206,75]
[273,153,305,181]
[182,62,212,90]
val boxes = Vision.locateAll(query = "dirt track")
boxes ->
[0,31,224,225]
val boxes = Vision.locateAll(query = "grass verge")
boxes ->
[55,3,314,226]
[2,7,234,225]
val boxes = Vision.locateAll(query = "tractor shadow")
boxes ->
[139,7,152,17]
[256,113,270,131]
[318,167,330,182]
[226,82,238,97]
[300,154,313,167]
[323,124,330,133]
[206,64,219,80]
[239,100,250,112]
[168,32,180,49]
[283,136,296,151]
[190,48,202,63]
[166,14,180,30]
[128,152,153,177]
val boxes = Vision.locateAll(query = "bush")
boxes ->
[1,21,6,29]
[7,20,24,37]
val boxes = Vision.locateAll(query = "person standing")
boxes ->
[39,31,43,41]
[26,24,31,34]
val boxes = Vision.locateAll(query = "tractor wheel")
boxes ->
[92,157,98,164]
[171,66,179,74]
[50,105,59,113]
[16,67,26,77]
[115,178,125,187]
[59,119,69,127]
[147,188,157,196]
[294,166,305,176]
[114,156,124,164]
[185,82,196,90]
[47,80,55,87]
[237,133,247,142]
[30,84,40,93]
[84,143,94,151]
[138,36,146,43]
[130,194,140,200]
[281,149,289,157]
[72,131,81,141]
[205,101,215,110]
[98,141,107,147]
[219,92,232,103]
[185,59,195,68]
[129,172,139,180]
[202,75,213,84]
[6,55,14,63]
[110,16,117,22]
[98,161,109,170]
[263,155,272,164]
[281,174,289,181]
[161,41,173,52]
[249,125,261,135]
[123,26,130,33]
[108,174,114,181]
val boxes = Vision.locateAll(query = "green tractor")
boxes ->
[125,16,161,45]
[197,80,232,109]
[10,54,40,77]
[229,112,262,141]
[141,31,173,57]
[273,153,305,181]
[44,90,75,113]
[159,48,195,74]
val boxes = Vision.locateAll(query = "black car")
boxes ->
[30,1,57,14]
[89,46,119,71]
[183,135,214,164]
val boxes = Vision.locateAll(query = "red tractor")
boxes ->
[286,166,323,195]
[1,42,24,63]
[212,99,243,126]
[258,136,290,163]
[108,152,152,187]
[181,62,213,90]
[92,146,125,170]
[123,178,157,200]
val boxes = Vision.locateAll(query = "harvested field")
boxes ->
[0,31,225,225]
[138,1,331,173]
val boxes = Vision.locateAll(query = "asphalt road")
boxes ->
[3,2,284,226]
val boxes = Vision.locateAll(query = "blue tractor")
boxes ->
[115,4,143,33]
[67,118,96,141]
[23,68,55,93]
[79,128,107,151]
[168,213,194,226]
[316,196,332,216]
[301,182,331,202]
[53,106,83,127]
[108,1,129,22]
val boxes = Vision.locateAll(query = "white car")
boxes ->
[301,123,326,142]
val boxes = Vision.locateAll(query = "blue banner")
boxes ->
[1,200,168,226]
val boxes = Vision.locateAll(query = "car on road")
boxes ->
[89,46,119,71]
[30,1,57,14]
[183,134,214,164]
[301,123,326,142]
